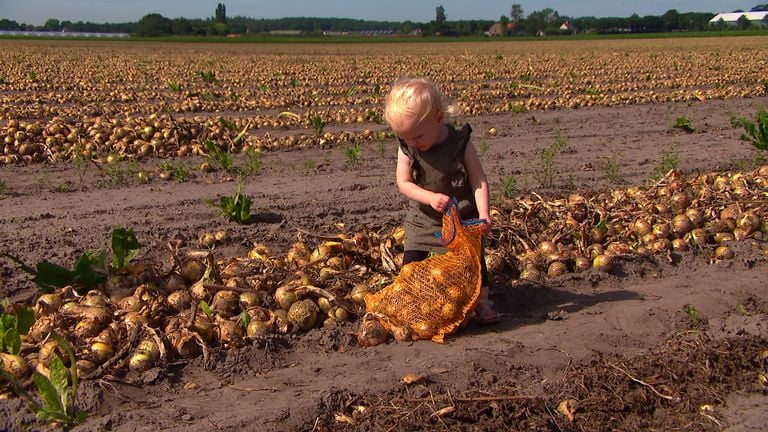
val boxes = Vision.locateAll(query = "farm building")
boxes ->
[708,11,768,27]
[485,22,513,36]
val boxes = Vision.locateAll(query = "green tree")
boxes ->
[435,5,447,33]
[510,3,523,33]
[662,9,679,31]
[43,19,60,31]
[525,8,559,34]
[215,3,227,23]
[499,15,509,36]
[136,13,171,36]
[171,17,192,35]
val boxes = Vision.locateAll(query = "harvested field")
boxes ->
[0,37,767,431]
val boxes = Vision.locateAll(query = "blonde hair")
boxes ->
[383,77,462,129]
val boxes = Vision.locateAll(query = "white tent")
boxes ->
[708,11,768,26]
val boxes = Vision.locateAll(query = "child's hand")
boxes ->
[479,219,492,236]
[429,193,451,213]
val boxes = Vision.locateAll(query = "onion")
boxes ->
[519,267,543,282]
[82,290,108,307]
[714,245,734,260]
[35,293,63,315]
[167,290,193,311]
[91,341,114,364]
[672,214,694,236]
[719,206,739,222]
[632,218,652,236]
[685,208,704,228]
[246,319,272,337]
[642,233,657,245]
[274,285,298,310]
[0,353,30,380]
[412,322,433,340]
[181,259,206,284]
[651,238,671,253]
[210,290,239,317]
[215,317,244,344]
[737,211,760,233]
[316,297,332,313]
[332,307,350,322]
[162,273,186,293]
[671,238,688,252]
[713,232,735,244]
[430,266,447,283]
[239,291,261,309]
[168,330,201,358]
[349,283,370,304]
[287,299,319,331]
[652,223,671,239]
[669,192,690,210]
[573,255,591,272]
[128,351,154,372]
[357,316,388,347]
[538,241,557,254]
[592,254,613,272]
[391,324,412,342]
[547,261,568,277]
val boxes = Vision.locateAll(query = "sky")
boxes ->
[0,0,757,26]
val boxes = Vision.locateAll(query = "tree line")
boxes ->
[1,3,766,36]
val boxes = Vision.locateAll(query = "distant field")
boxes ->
[1,35,767,163]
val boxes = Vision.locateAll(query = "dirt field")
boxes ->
[1,39,767,431]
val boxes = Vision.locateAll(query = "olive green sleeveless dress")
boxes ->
[399,124,478,253]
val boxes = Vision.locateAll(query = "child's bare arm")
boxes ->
[464,142,491,230]
[396,147,450,212]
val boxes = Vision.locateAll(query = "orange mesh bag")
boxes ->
[364,199,484,343]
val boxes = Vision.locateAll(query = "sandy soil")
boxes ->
[1,96,767,431]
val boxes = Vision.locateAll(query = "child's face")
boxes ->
[392,110,445,151]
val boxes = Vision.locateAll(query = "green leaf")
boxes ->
[33,261,75,293]
[72,251,108,294]
[111,227,142,271]
[199,300,214,319]
[3,327,20,355]
[49,356,69,411]
[14,305,35,335]
[238,311,250,328]
[33,371,65,415]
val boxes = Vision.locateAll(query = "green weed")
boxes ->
[158,161,191,183]
[204,140,234,172]
[673,116,695,133]
[604,155,624,184]
[208,181,252,224]
[197,70,217,84]
[343,142,363,167]
[311,115,325,136]
[303,159,317,170]
[0,179,6,194]
[682,304,702,328]
[535,131,567,188]
[71,143,91,187]
[240,146,262,176]
[650,145,680,181]
[499,175,518,198]
[735,109,768,150]
[104,159,139,186]
[167,81,181,92]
